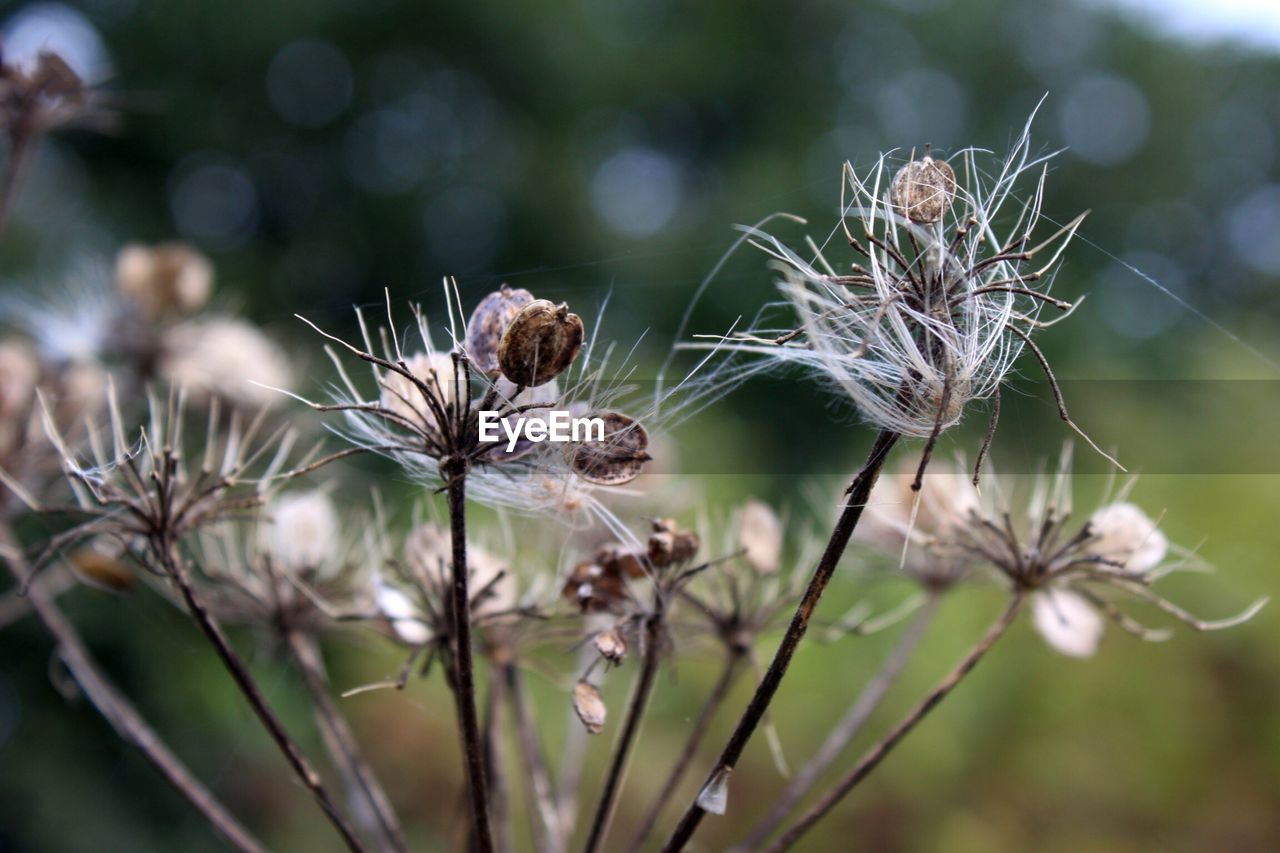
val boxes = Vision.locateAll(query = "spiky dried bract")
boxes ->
[573,680,607,734]
[498,299,584,387]
[466,285,534,375]
[567,411,651,485]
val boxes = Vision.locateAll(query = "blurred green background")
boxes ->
[1,0,1278,850]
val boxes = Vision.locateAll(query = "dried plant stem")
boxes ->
[154,541,366,852]
[662,428,900,851]
[482,664,514,853]
[765,593,1024,852]
[0,525,265,853]
[628,649,746,851]
[554,643,594,847]
[735,592,941,850]
[503,663,562,853]
[443,461,494,853]
[583,609,665,853]
[285,631,409,853]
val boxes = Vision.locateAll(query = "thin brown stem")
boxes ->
[482,663,514,853]
[443,460,495,852]
[736,592,941,850]
[628,649,745,851]
[661,428,900,851]
[285,631,408,853]
[0,526,265,853]
[584,609,665,853]
[504,663,561,853]
[765,593,1024,852]
[155,542,365,851]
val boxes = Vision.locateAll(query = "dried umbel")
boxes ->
[466,285,534,375]
[934,448,1265,658]
[379,351,456,430]
[258,490,340,575]
[567,411,651,486]
[159,317,293,409]
[890,150,956,224]
[497,299,584,387]
[116,242,214,319]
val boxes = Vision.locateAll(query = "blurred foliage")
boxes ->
[0,0,1278,850]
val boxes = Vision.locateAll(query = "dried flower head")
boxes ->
[160,317,293,409]
[116,242,214,320]
[937,447,1266,658]
[737,499,783,574]
[258,490,340,576]
[690,110,1114,485]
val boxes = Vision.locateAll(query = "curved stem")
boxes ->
[285,631,408,853]
[662,428,899,851]
[583,610,664,853]
[0,526,266,853]
[766,594,1023,852]
[628,650,745,851]
[736,592,940,850]
[444,462,494,852]
[156,542,365,851]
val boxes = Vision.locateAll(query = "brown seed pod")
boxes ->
[595,542,648,578]
[573,681,607,734]
[497,299,584,387]
[562,560,627,612]
[67,546,134,593]
[594,628,627,664]
[466,285,535,375]
[891,154,956,224]
[567,411,651,486]
[648,530,676,567]
[671,530,700,564]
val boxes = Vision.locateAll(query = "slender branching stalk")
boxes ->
[0,524,266,853]
[153,539,366,852]
[503,662,562,853]
[482,663,514,853]
[584,604,666,853]
[285,631,409,853]
[628,649,746,851]
[443,457,494,852]
[662,428,900,851]
[735,591,941,850]
[765,593,1024,851]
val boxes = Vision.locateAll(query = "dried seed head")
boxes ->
[259,490,339,575]
[891,153,956,224]
[466,285,535,375]
[67,542,133,593]
[375,583,432,645]
[497,299,584,387]
[647,519,699,567]
[567,411,651,486]
[159,317,292,409]
[595,542,647,578]
[116,242,214,319]
[738,500,783,574]
[594,628,627,664]
[562,559,627,612]
[1086,502,1167,573]
[573,680,607,734]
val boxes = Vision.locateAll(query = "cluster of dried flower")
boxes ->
[0,82,1264,853]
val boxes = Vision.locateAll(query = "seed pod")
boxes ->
[67,546,134,593]
[596,543,647,578]
[466,285,535,375]
[562,560,627,612]
[648,530,676,567]
[891,154,956,224]
[497,299,584,387]
[573,681,607,734]
[567,411,651,486]
[672,530,700,564]
[594,628,627,664]
[739,500,783,574]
